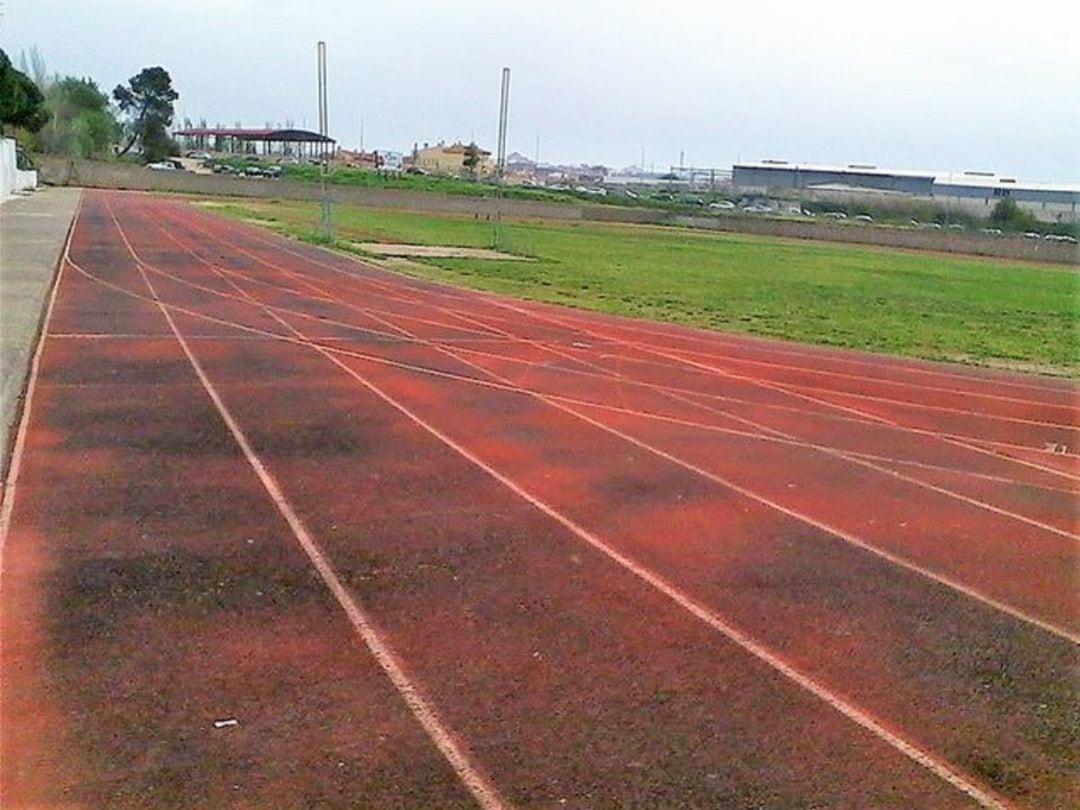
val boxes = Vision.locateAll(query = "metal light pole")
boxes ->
[494,67,511,251]
[317,40,332,238]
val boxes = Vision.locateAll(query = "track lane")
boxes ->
[113,193,1039,807]
[160,199,1079,491]
[120,195,1080,807]
[111,193,1010,807]
[12,190,1075,807]
[173,199,1076,404]
[128,201,1080,520]
[1,200,480,808]
[132,198,1079,629]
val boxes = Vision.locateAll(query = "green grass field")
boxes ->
[201,199,1079,374]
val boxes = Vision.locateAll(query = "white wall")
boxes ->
[1,138,38,196]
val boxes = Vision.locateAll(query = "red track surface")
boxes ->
[2,189,1077,808]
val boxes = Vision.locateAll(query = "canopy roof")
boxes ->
[174,127,335,143]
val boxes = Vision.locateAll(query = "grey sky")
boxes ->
[3,0,1078,180]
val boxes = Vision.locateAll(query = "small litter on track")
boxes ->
[213,718,240,729]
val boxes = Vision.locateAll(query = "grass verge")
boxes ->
[199,198,1079,375]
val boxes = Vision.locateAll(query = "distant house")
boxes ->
[413,141,494,176]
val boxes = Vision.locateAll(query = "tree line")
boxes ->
[0,47,180,163]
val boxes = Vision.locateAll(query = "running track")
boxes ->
[1,189,1077,808]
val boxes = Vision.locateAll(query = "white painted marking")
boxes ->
[103,195,509,810]
[310,339,1014,810]
[135,198,1015,807]
[484,299,1080,481]
[132,200,1080,629]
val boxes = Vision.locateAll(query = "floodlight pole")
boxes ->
[494,67,511,251]
[317,40,332,238]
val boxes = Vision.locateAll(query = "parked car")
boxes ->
[821,211,847,219]
[263,165,283,178]
[979,227,1003,236]
[185,150,212,160]
[853,214,874,223]
[1023,231,1042,239]
[741,204,772,213]
[708,200,735,210]
[146,161,178,171]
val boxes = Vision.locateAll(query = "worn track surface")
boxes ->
[2,190,1077,809]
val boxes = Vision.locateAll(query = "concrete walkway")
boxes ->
[0,187,81,475]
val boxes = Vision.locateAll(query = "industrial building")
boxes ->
[734,161,935,195]
[733,161,1079,222]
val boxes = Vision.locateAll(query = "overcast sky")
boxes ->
[3,0,1078,180]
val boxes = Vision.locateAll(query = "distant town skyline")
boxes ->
[3,0,1078,182]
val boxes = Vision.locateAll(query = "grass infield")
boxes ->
[200,199,1079,375]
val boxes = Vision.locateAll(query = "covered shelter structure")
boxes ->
[173,127,336,160]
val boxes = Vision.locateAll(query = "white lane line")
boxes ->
[148,197,1018,807]
[201,199,1070,402]
[433,313,1080,537]
[180,208,1079,467]
[482,298,1080,482]
[298,341,1014,810]
[150,205,1080,515]
[151,207,1080,478]
[440,339,1080,540]
[139,203,502,342]
[77,206,1080,642]
[103,195,509,810]
[315,283,1080,644]
[509,298,1076,397]
[155,206,1080,544]
[62,254,1080,502]
[640,340,1080,412]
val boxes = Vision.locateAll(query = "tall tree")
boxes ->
[38,77,120,157]
[113,66,178,162]
[17,46,49,90]
[0,48,49,134]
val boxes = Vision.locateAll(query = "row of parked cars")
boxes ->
[1023,232,1078,243]
[211,163,283,178]
[146,153,285,179]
